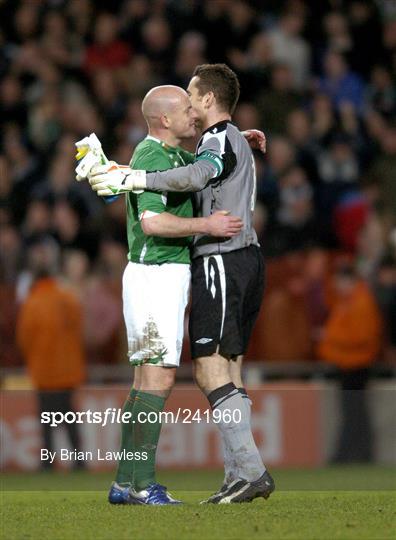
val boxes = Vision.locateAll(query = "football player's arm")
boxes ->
[145,158,221,193]
[242,129,266,153]
[145,136,226,192]
[88,138,225,195]
[140,210,243,238]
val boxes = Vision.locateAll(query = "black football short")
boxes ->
[189,245,265,359]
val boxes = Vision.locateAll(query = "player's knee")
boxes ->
[161,369,176,393]
[140,365,176,395]
[194,355,230,394]
[193,364,207,392]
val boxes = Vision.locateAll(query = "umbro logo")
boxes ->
[195,338,213,344]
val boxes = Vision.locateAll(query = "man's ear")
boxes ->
[161,113,171,129]
[203,91,215,109]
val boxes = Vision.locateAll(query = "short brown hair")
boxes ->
[192,64,240,114]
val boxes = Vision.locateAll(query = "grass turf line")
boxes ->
[2,490,395,540]
[1,468,395,540]
[2,465,396,491]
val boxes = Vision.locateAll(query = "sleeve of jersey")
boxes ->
[131,151,170,219]
[145,157,222,193]
[195,135,224,178]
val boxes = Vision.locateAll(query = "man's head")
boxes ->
[141,85,197,144]
[27,236,60,280]
[334,263,358,296]
[187,63,240,126]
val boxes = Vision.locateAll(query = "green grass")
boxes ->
[1,468,395,540]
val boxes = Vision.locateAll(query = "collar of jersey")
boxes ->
[145,134,178,151]
[201,119,235,136]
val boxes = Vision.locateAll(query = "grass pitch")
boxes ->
[1,467,395,540]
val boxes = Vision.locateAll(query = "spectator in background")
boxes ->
[355,206,388,280]
[333,191,370,253]
[258,270,313,362]
[258,136,296,240]
[310,93,337,146]
[65,0,93,41]
[233,31,273,98]
[0,75,27,128]
[121,97,149,147]
[20,199,52,244]
[62,249,90,300]
[234,102,261,133]
[61,248,124,364]
[172,32,207,89]
[271,166,317,255]
[0,155,14,225]
[0,226,22,366]
[226,0,261,57]
[286,109,319,183]
[194,0,230,63]
[382,19,396,69]
[316,133,361,246]
[52,199,98,260]
[40,9,80,71]
[304,248,330,336]
[318,50,364,115]
[28,87,63,152]
[322,11,352,56]
[347,0,384,80]
[91,68,126,128]
[255,63,303,135]
[12,1,40,44]
[269,10,310,90]
[121,54,160,98]
[84,13,132,73]
[2,128,43,225]
[366,127,396,218]
[16,237,86,469]
[119,0,151,51]
[374,255,396,363]
[317,263,382,462]
[366,65,396,120]
[139,16,173,78]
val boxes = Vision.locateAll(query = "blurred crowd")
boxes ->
[1,0,395,370]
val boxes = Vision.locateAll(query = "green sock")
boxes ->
[115,386,138,485]
[133,390,166,491]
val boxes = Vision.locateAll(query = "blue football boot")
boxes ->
[108,482,133,504]
[128,483,182,505]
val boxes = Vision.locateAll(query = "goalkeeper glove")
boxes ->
[75,133,108,181]
[88,162,147,196]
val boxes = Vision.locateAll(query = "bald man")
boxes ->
[108,85,243,506]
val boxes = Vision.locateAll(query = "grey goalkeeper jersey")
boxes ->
[146,120,259,258]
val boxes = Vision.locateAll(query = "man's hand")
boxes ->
[88,162,147,195]
[242,129,266,153]
[206,211,243,237]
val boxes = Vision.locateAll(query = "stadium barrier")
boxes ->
[1,381,395,471]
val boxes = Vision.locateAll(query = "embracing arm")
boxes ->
[87,158,219,195]
[141,210,243,238]
[145,159,218,192]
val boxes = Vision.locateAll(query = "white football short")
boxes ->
[122,261,190,367]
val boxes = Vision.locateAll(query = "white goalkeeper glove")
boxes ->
[88,162,147,196]
[75,133,108,181]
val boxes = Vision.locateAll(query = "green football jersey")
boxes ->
[126,136,195,264]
